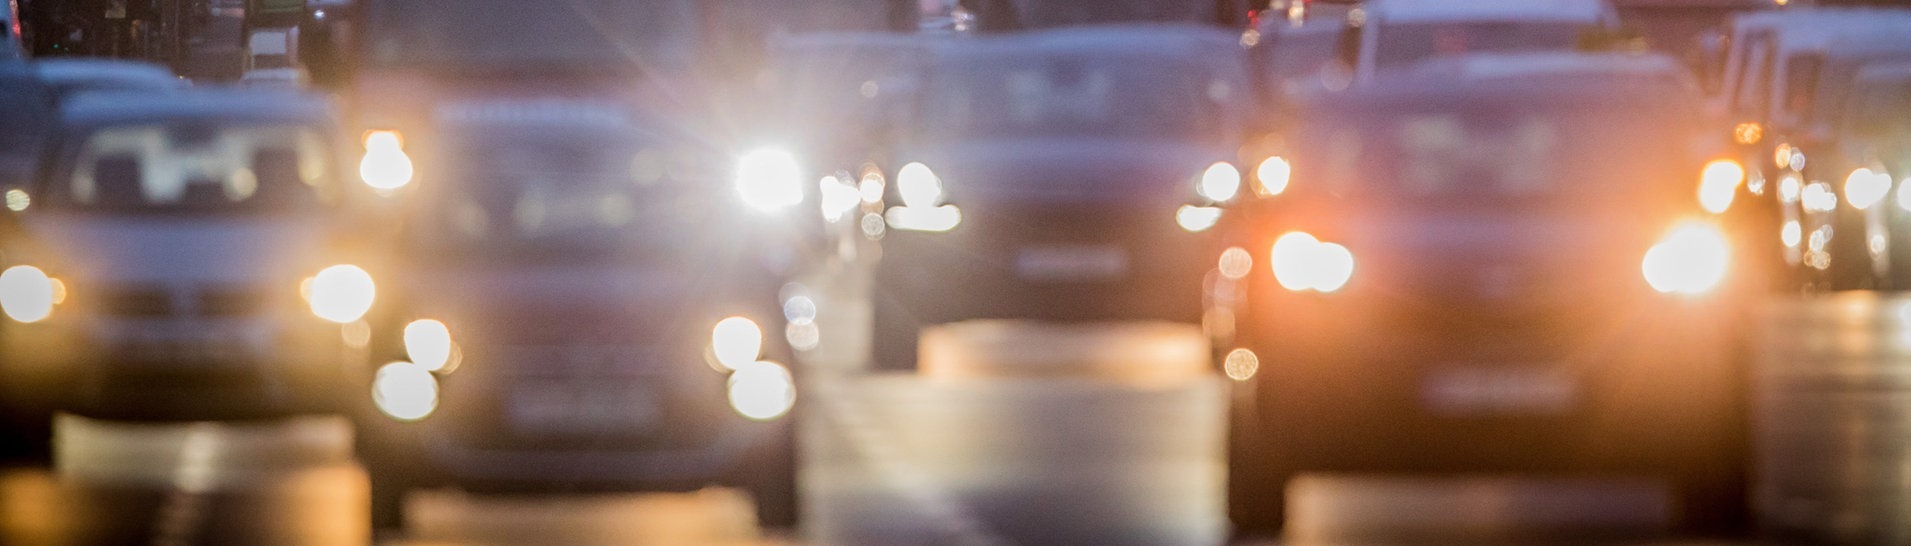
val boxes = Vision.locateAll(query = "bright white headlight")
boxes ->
[1845,167,1893,211]
[1256,156,1291,196]
[359,130,414,191]
[1198,162,1241,202]
[1697,159,1743,214]
[711,316,763,371]
[1642,221,1730,295]
[735,148,804,212]
[1270,232,1353,293]
[308,265,376,324]
[0,265,55,323]
[404,319,454,372]
[727,360,795,421]
[897,162,943,208]
[373,361,438,421]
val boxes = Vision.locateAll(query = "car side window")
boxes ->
[66,123,334,210]
[1732,34,1774,120]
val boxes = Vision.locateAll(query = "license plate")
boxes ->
[1013,245,1129,281]
[1422,366,1577,416]
[508,383,660,434]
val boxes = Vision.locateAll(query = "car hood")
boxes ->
[22,213,329,286]
[902,138,1230,204]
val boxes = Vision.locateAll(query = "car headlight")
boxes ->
[710,316,763,371]
[1270,232,1353,293]
[0,265,58,323]
[1642,221,1729,295]
[404,319,456,372]
[1176,205,1222,233]
[735,148,805,212]
[1197,161,1241,203]
[896,162,944,208]
[306,264,376,324]
[359,130,415,191]
[1802,182,1839,212]
[728,360,795,421]
[372,361,438,421]
[1845,167,1892,211]
[1255,156,1291,196]
[1697,159,1743,214]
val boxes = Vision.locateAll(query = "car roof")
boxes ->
[1363,0,1613,24]
[1391,51,1688,83]
[938,24,1246,66]
[1736,8,1911,49]
[61,89,332,128]
[1346,52,1700,106]
[34,58,183,90]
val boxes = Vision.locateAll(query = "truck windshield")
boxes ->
[923,58,1235,141]
[56,122,336,213]
[363,0,699,71]
[1375,21,1590,70]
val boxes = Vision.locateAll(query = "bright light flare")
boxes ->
[1697,159,1743,214]
[1845,168,1893,210]
[897,162,944,208]
[1176,205,1222,232]
[1802,182,1838,212]
[1219,246,1254,280]
[735,148,804,212]
[711,317,763,371]
[373,361,438,421]
[727,360,795,421]
[1270,232,1354,293]
[358,130,414,191]
[307,265,376,324]
[1198,162,1241,202]
[1256,156,1291,196]
[1642,221,1730,295]
[404,319,454,372]
[819,176,862,221]
[885,204,962,232]
[1898,180,1911,212]
[0,266,55,323]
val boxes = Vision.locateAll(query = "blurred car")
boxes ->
[1779,37,1911,289]
[1222,53,1749,535]
[1854,63,1911,287]
[347,0,807,529]
[870,25,1257,369]
[0,89,361,422]
[32,58,185,105]
[1709,9,1911,288]
[1333,0,1623,84]
[1249,0,1355,112]
[0,61,53,188]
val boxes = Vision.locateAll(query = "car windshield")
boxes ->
[1262,28,1339,95]
[1298,94,1691,201]
[922,57,1235,141]
[412,131,691,259]
[57,122,335,213]
[1375,21,1590,70]
[363,0,698,71]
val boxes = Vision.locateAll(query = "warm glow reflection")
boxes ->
[886,205,962,232]
[1733,122,1762,145]
[1642,221,1730,295]
[1256,156,1291,196]
[711,316,763,371]
[1176,205,1222,232]
[404,319,454,372]
[307,265,376,324]
[373,361,438,421]
[1219,246,1253,280]
[1270,232,1353,293]
[0,266,55,323]
[1224,348,1259,381]
[1697,159,1743,214]
[1844,168,1893,210]
[358,130,414,191]
[1198,162,1241,202]
[897,162,944,208]
[727,360,796,421]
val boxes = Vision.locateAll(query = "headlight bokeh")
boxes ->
[1270,232,1353,293]
[1642,221,1730,295]
[0,265,57,323]
[735,148,805,212]
[358,130,415,191]
[307,265,377,324]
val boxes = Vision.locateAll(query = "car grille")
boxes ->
[94,285,174,318]
[93,284,275,318]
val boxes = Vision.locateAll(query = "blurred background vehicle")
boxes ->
[1331,0,1625,85]
[31,57,183,104]
[1782,34,1911,289]
[869,25,1255,370]
[0,89,360,437]
[1222,52,1751,536]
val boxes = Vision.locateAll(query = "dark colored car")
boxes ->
[346,0,808,529]
[1222,53,1751,535]
[0,90,360,425]
[871,25,1255,369]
